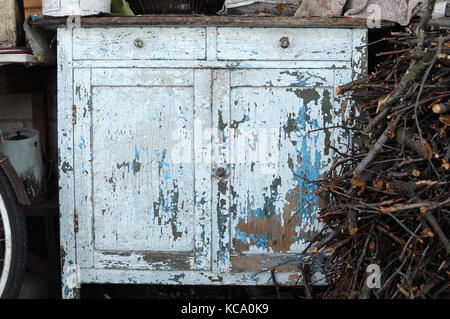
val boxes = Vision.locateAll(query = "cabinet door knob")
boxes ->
[280,36,290,49]
[215,167,227,178]
[134,39,144,48]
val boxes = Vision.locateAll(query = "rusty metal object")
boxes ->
[279,36,289,48]
[215,167,227,178]
[134,38,144,48]
[0,153,30,206]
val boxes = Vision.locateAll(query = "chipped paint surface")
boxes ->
[228,78,337,262]
[217,27,354,61]
[59,26,367,297]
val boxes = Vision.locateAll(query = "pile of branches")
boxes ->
[304,1,450,299]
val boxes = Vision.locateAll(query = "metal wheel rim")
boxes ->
[0,192,12,298]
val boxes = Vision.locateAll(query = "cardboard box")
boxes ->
[24,0,43,18]
[0,0,22,48]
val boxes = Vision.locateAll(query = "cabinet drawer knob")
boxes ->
[280,36,290,49]
[215,167,227,178]
[134,39,144,48]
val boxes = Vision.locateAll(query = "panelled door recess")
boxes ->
[58,23,367,298]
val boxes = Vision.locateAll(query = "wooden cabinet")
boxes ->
[58,24,367,298]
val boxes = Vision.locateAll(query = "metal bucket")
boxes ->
[2,129,47,204]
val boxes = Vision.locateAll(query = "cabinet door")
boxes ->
[213,69,343,273]
[73,68,212,271]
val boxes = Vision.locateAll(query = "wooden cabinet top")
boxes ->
[30,14,392,31]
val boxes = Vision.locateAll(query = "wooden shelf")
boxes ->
[0,53,38,65]
[30,14,395,31]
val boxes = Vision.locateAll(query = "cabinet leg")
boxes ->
[44,214,59,298]
[61,256,81,299]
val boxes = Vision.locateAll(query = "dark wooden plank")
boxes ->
[230,254,307,273]
[22,196,58,216]
[30,15,394,30]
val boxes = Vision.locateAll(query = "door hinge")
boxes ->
[72,104,77,125]
[74,211,79,233]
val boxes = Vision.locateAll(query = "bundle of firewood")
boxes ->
[303,1,449,299]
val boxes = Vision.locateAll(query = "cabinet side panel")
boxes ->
[57,27,78,299]
[73,68,94,268]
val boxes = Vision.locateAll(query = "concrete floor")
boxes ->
[18,252,53,299]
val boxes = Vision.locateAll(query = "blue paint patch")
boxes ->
[135,145,140,160]
[235,230,248,244]
[268,258,285,267]
[158,150,171,181]
[235,230,272,250]
[249,233,271,249]
[291,120,321,225]
[78,136,85,149]
[289,71,314,87]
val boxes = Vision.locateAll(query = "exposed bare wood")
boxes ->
[432,103,450,114]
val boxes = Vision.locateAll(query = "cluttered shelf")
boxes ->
[29,14,395,30]
[0,47,38,66]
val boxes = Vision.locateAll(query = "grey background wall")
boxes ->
[0,93,34,131]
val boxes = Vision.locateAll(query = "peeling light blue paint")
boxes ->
[246,177,281,221]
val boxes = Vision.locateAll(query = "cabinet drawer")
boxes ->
[217,27,353,61]
[72,27,206,60]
